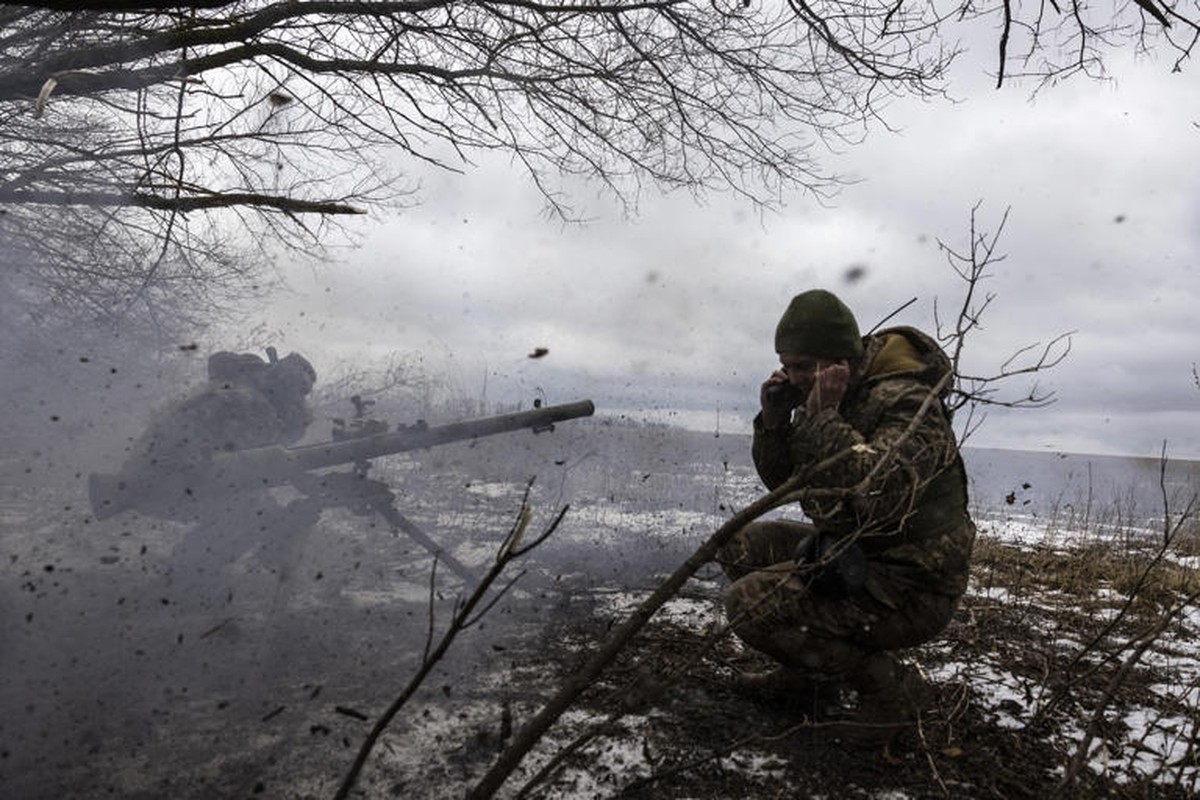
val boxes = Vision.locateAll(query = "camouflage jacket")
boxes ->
[122,380,303,479]
[752,326,975,598]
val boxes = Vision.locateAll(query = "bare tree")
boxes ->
[2,0,955,324]
[2,1,1193,325]
[1,1,955,220]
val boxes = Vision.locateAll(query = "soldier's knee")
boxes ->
[720,520,796,574]
[730,519,788,547]
[718,523,758,562]
[724,566,808,629]
[724,570,776,629]
[722,572,756,621]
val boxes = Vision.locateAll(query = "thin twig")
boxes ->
[334,491,569,800]
[616,722,810,796]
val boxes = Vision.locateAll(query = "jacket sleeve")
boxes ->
[751,411,796,490]
[787,377,959,538]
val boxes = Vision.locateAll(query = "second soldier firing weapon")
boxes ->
[89,399,596,521]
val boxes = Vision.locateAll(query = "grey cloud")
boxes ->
[252,49,1198,459]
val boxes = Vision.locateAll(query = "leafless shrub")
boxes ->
[988,443,1200,794]
[335,478,569,799]
[933,203,1074,446]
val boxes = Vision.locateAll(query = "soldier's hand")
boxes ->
[805,360,850,415]
[761,370,799,430]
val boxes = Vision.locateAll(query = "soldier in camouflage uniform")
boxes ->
[119,349,319,606]
[720,289,975,733]
[122,349,315,491]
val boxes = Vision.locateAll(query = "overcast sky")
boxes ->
[248,42,1199,461]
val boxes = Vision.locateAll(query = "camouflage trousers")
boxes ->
[719,519,959,681]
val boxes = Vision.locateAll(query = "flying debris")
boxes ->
[844,264,867,284]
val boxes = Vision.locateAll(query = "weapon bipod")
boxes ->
[290,460,479,586]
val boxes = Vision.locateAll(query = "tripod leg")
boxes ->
[367,497,480,586]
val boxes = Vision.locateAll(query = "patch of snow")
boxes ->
[591,591,720,635]
[465,481,519,499]
[968,585,1014,602]
[512,710,656,796]
[343,584,437,607]
[719,750,789,780]
[1111,707,1199,785]
[568,504,725,541]
[928,661,1030,730]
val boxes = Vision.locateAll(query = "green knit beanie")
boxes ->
[774,289,864,359]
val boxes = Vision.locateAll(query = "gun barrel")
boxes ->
[288,399,596,471]
[89,399,595,520]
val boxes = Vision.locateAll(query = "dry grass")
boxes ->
[972,533,1200,625]
[946,501,1200,797]
[1171,516,1200,557]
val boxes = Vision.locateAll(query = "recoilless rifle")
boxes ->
[88,399,595,583]
[90,399,595,520]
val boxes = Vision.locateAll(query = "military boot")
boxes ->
[832,654,929,745]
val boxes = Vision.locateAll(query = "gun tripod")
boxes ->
[289,465,479,586]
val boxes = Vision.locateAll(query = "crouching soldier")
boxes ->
[720,289,976,740]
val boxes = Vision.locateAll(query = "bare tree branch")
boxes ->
[4,0,1196,329]
[0,187,364,213]
[933,203,1074,445]
[3,0,961,325]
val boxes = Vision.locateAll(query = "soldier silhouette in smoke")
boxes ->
[118,347,320,611]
